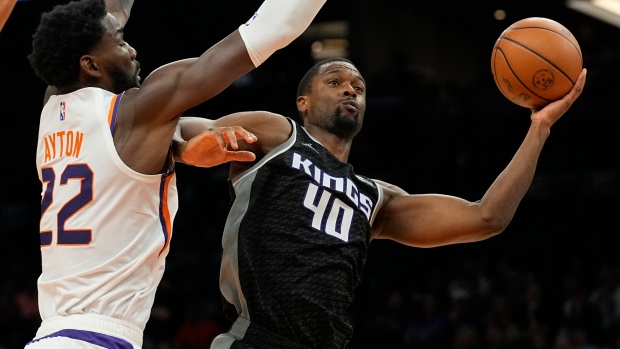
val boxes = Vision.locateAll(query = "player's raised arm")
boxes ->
[131,0,326,127]
[372,69,587,248]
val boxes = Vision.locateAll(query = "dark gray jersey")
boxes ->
[218,118,382,349]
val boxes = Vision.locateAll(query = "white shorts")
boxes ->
[24,329,138,349]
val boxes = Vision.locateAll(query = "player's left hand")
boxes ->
[530,68,587,127]
[175,126,258,167]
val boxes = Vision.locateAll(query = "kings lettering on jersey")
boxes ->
[291,152,374,220]
[42,130,84,163]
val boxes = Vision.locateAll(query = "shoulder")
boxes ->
[373,179,407,199]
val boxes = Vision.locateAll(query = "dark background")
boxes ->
[1,1,620,348]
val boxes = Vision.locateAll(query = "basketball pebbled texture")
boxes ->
[491,17,583,109]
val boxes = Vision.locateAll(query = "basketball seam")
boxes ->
[500,36,577,85]
[506,26,583,61]
[492,48,514,102]
[493,46,553,105]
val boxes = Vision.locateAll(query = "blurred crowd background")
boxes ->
[1,0,619,348]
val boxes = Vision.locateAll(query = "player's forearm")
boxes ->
[239,0,326,67]
[478,121,551,228]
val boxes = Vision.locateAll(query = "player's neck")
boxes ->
[305,125,353,163]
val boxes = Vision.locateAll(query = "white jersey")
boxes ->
[34,87,178,346]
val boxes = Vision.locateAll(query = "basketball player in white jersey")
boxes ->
[25,0,327,348]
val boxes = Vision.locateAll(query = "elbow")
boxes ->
[484,222,509,240]
[483,217,512,239]
[478,210,513,239]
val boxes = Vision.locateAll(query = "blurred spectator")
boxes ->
[484,296,522,348]
[403,292,450,348]
[452,324,480,349]
[587,265,620,344]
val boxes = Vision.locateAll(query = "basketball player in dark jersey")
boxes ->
[174,57,587,349]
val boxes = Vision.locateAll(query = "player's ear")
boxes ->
[80,55,103,78]
[296,95,308,113]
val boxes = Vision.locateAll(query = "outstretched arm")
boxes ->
[112,0,324,174]
[132,0,326,123]
[372,69,587,248]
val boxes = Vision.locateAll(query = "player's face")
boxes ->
[306,62,366,139]
[96,14,141,93]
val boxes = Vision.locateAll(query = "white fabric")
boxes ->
[35,87,178,344]
[239,0,326,67]
[25,314,141,348]
[210,334,237,349]
[32,314,142,347]
[209,318,251,349]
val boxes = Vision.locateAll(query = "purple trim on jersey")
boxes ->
[109,91,125,135]
[27,329,133,349]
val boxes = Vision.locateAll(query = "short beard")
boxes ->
[327,108,361,139]
[108,62,140,94]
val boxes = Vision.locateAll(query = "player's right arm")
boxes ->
[116,0,325,174]
[129,0,326,126]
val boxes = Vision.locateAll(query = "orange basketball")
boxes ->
[491,17,582,109]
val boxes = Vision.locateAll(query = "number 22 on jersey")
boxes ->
[40,163,93,247]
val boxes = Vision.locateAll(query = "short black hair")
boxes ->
[28,0,107,87]
[296,57,356,98]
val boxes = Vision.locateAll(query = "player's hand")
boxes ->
[175,126,258,167]
[530,68,587,127]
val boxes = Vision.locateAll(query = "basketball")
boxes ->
[491,17,583,109]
